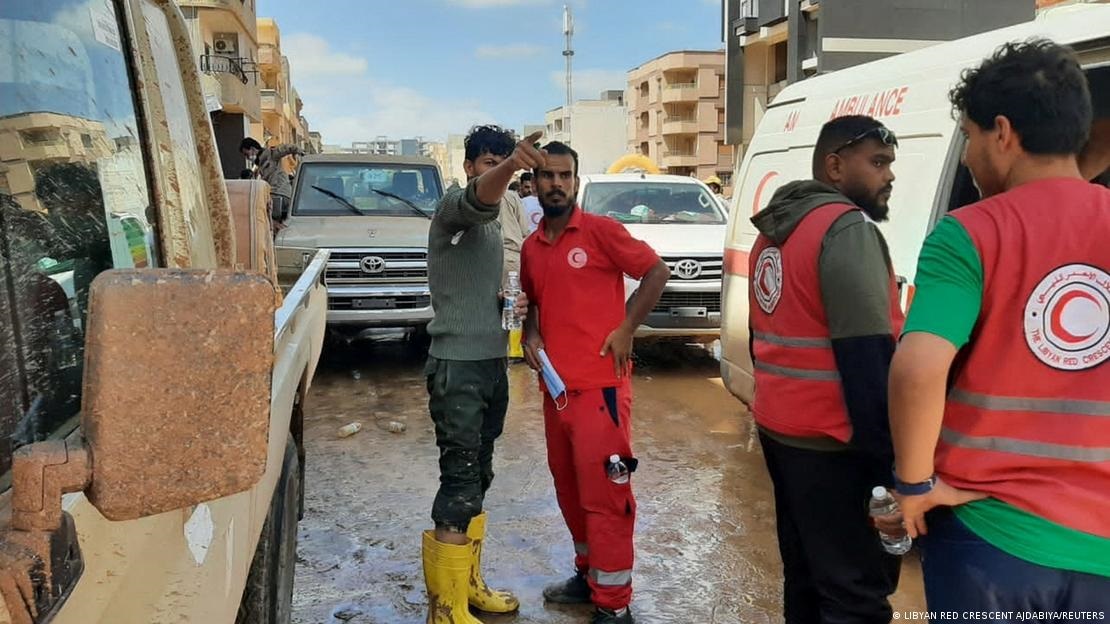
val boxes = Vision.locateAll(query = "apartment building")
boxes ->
[545,91,627,175]
[178,0,262,178]
[627,51,733,192]
[721,0,1033,159]
[258,19,315,171]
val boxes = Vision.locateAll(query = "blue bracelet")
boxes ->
[893,472,936,496]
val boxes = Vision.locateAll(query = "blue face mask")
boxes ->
[537,349,568,410]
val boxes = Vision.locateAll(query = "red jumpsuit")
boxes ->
[520,207,660,610]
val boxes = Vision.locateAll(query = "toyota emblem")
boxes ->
[360,256,387,274]
[674,259,703,280]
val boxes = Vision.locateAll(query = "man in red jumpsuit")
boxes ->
[520,141,670,624]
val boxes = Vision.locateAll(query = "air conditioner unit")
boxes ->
[213,33,239,56]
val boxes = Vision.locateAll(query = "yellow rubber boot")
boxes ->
[466,512,521,613]
[423,531,485,624]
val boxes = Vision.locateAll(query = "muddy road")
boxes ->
[292,335,925,623]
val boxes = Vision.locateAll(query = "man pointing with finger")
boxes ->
[422,126,542,624]
[520,141,669,624]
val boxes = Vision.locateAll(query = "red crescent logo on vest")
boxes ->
[754,247,783,314]
[567,247,588,269]
[1023,263,1110,371]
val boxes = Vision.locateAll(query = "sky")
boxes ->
[257,0,725,147]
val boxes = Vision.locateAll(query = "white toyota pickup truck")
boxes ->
[577,173,727,342]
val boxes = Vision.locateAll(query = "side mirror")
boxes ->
[82,269,276,520]
[0,269,276,620]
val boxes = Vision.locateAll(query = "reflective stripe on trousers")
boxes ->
[590,568,633,587]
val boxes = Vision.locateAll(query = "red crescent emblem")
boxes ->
[752,171,779,216]
[1050,290,1101,343]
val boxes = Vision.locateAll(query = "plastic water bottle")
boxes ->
[607,455,630,484]
[502,271,522,330]
[869,486,912,555]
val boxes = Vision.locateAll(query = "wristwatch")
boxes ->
[893,472,936,496]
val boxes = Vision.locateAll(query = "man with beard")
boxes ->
[747,115,903,623]
[520,142,669,624]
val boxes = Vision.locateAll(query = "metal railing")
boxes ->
[199,54,256,85]
[665,82,698,90]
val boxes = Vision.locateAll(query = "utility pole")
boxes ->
[562,4,574,144]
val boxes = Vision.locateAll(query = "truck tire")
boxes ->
[236,438,302,624]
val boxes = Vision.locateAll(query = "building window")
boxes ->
[19,128,62,146]
[740,0,757,18]
[81,133,94,149]
[718,171,733,186]
[773,42,788,83]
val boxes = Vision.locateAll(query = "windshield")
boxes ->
[582,181,725,225]
[294,163,442,217]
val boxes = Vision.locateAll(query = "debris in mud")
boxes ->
[351,370,362,380]
[337,422,363,437]
[378,419,407,433]
[330,603,363,621]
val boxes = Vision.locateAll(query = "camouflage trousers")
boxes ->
[424,356,509,531]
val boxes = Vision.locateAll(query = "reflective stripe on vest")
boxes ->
[950,388,1110,417]
[751,330,832,348]
[941,427,1110,463]
[753,359,841,381]
[590,568,632,587]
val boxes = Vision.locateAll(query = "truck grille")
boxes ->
[662,255,723,281]
[329,295,432,310]
[654,291,722,313]
[325,249,428,285]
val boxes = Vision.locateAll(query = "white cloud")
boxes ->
[284,34,494,145]
[548,69,628,102]
[282,33,368,76]
[475,43,545,59]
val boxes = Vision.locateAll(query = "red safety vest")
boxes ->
[749,202,904,442]
[937,178,1110,538]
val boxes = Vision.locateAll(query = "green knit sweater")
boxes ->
[426,179,507,360]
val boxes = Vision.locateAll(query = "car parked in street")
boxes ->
[275,155,444,336]
[578,173,727,342]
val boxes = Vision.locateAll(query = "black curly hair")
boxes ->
[464,124,516,162]
[949,38,1091,155]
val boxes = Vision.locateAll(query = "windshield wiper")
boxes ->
[310,185,362,216]
[368,188,432,220]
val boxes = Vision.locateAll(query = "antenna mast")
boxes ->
[562,4,574,144]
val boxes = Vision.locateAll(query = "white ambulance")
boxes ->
[720,6,1110,406]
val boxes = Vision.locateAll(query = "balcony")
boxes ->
[662,153,698,168]
[662,83,699,103]
[16,143,70,161]
[178,0,256,34]
[200,54,253,85]
[262,89,285,118]
[662,116,698,136]
[258,44,279,71]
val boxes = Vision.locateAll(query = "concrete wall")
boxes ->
[724,0,1035,153]
[819,0,1034,73]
